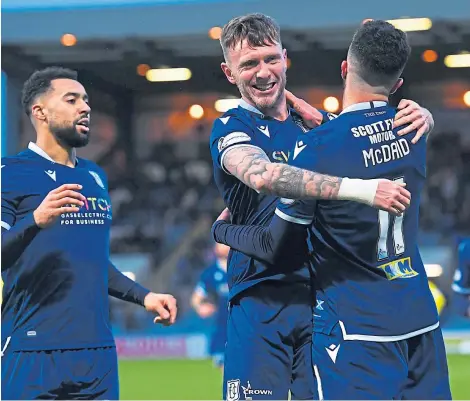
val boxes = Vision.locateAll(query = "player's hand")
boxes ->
[285,90,323,129]
[144,292,177,326]
[197,303,217,318]
[394,100,434,144]
[373,179,411,215]
[216,208,231,223]
[33,184,86,228]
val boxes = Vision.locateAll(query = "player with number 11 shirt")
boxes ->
[213,20,450,399]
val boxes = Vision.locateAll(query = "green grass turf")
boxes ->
[118,354,470,399]
[119,359,223,400]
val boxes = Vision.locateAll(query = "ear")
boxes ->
[341,60,348,80]
[283,48,287,60]
[390,78,404,94]
[31,104,47,121]
[221,62,236,85]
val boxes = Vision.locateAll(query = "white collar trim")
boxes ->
[28,142,56,163]
[238,98,291,118]
[28,142,77,165]
[238,98,264,115]
[340,101,388,115]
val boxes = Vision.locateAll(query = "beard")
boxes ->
[237,72,286,113]
[50,120,89,148]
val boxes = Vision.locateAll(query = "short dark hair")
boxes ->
[220,13,281,61]
[21,66,78,117]
[349,20,411,89]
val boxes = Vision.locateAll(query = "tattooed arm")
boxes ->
[224,145,341,200]
[222,145,410,214]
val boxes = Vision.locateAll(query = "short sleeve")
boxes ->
[209,114,257,173]
[275,198,317,226]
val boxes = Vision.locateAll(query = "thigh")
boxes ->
[223,292,292,401]
[312,325,407,400]
[291,298,315,401]
[291,339,315,400]
[403,328,452,400]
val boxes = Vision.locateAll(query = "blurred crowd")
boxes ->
[104,140,222,258]
[420,131,470,237]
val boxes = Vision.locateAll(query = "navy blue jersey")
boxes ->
[277,101,438,338]
[194,261,229,331]
[210,100,332,299]
[1,143,114,351]
[452,238,470,295]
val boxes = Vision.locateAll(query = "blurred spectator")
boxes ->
[420,131,470,237]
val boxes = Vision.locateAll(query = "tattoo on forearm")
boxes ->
[223,146,342,200]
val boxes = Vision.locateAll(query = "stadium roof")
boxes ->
[2,0,470,93]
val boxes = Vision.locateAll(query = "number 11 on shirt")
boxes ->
[377,177,405,261]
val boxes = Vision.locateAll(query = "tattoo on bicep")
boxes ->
[223,146,342,200]
[223,146,272,189]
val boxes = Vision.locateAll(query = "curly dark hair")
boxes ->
[21,66,78,117]
[220,13,281,61]
[349,20,411,89]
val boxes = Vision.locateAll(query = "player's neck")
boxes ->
[35,134,77,168]
[241,95,289,121]
[342,91,388,110]
[264,103,289,121]
[342,83,389,111]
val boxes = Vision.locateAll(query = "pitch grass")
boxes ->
[118,354,470,400]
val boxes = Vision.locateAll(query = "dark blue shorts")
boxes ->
[1,346,118,400]
[223,281,314,401]
[311,324,451,400]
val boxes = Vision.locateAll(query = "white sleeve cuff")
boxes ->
[1,221,11,230]
[275,208,312,225]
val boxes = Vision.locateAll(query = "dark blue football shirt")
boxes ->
[213,101,439,338]
[209,99,332,300]
[275,101,439,338]
[1,143,146,352]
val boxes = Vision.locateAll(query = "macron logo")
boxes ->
[220,117,231,125]
[293,140,307,160]
[45,170,56,181]
[257,125,270,138]
[325,344,340,363]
